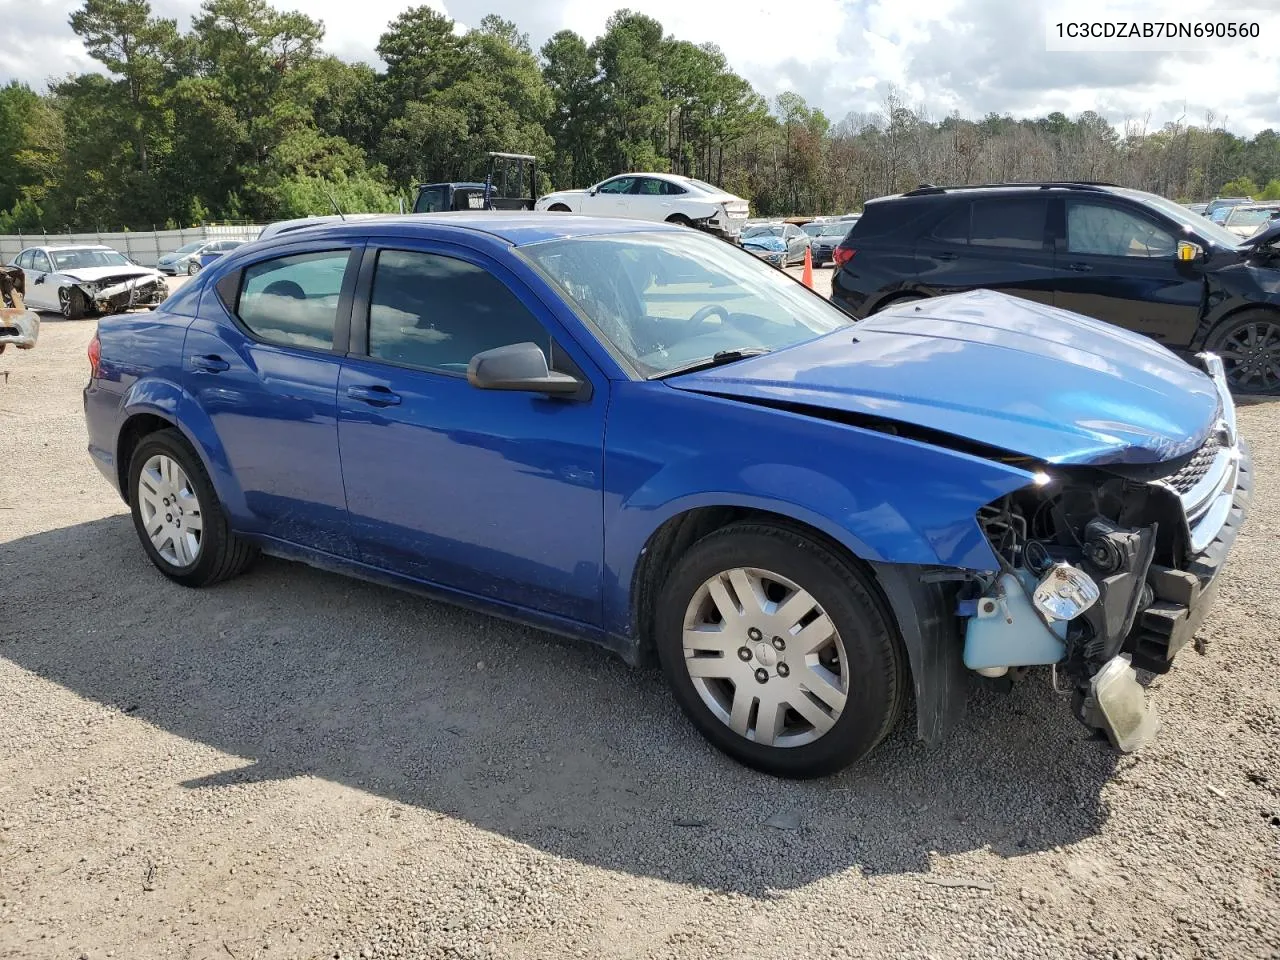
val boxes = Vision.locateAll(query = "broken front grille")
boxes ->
[1163,434,1221,495]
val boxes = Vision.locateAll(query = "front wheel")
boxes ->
[1204,309,1280,395]
[128,428,258,587]
[187,260,200,276]
[59,287,86,320]
[654,522,907,778]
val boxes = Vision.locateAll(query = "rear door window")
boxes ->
[930,205,971,244]
[970,198,1049,250]
[236,250,351,351]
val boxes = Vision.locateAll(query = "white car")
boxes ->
[10,245,168,319]
[535,173,750,239]
[1221,202,1280,240]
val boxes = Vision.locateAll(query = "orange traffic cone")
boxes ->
[801,246,814,289]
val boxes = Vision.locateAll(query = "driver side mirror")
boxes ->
[467,342,581,395]
[1177,240,1205,262]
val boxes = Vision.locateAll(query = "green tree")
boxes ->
[69,0,179,177]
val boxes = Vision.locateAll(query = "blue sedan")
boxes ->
[83,214,1250,777]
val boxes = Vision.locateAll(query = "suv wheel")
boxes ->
[654,522,907,779]
[1206,309,1280,395]
[128,428,258,586]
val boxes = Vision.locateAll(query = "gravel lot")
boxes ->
[2,273,1278,960]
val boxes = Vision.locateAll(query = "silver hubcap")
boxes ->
[137,454,203,567]
[683,567,848,748]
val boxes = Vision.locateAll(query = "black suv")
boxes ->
[830,182,1280,393]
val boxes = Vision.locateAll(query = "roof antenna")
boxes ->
[323,186,346,221]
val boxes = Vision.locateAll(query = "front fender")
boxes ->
[121,376,249,520]
[601,382,1036,638]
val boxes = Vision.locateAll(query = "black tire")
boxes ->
[1204,308,1280,395]
[548,204,571,212]
[187,260,200,276]
[127,427,257,587]
[654,522,907,779]
[665,214,693,227]
[59,287,86,320]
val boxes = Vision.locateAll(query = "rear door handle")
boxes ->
[1066,262,1093,272]
[935,252,958,261]
[346,384,402,406]
[190,354,230,373]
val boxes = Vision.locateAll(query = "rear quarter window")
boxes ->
[235,250,351,351]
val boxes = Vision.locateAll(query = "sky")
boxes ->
[4,0,1279,136]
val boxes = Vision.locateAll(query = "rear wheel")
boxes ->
[128,428,257,587]
[1205,309,1280,395]
[665,214,693,227]
[654,522,907,779]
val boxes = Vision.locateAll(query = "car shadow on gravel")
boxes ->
[3,517,1120,896]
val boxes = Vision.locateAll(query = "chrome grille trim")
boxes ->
[1155,353,1242,554]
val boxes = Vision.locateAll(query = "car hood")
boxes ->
[742,236,786,251]
[666,289,1221,467]
[64,266,163,283]
[1240,219,1280,249]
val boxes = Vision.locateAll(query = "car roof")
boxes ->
[270,212,684,247]
[29,244,113,252]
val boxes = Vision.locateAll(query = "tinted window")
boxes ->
[660,180,686,196]
[970,199,1047,250]
[597,177,635,195]
[414,186,449,213]
[634,178,666,196]
[931,205,970,243]
[35,251,54,272]
[237,250,349,351]
[366,250,549,372]
[15,251,31,269]
[1067,202,1176,258]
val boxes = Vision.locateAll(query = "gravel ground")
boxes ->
[2,278,1278,960]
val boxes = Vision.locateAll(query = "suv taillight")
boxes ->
[88,332,101,378]
[832,246,855,268]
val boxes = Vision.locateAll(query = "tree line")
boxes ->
[2,0,1278,233]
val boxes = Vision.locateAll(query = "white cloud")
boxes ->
[3,0,1277,135]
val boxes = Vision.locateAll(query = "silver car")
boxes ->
[158,238,244,276]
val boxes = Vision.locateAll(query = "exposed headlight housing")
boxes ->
[1031,562,1100,621]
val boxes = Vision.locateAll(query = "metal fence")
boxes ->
[0,224,266,268]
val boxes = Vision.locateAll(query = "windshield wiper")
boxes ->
[656,347,772,379]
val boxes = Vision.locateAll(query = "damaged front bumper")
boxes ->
[83,276,169,313]
[960,353,1252,753]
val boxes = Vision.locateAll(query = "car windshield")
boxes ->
[173,241,204,255]
[521,231,852,378]
[743,225,784,238]
[1226,206,1279,227]
[802,223,824,236]
[820,224,850,237]
[49,248,131,270]
[1113,188,1244,249]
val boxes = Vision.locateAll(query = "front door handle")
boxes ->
[1066,262,1093,272]
[935,252,958,261]
[346,384,402,407]
[190,354,230,373]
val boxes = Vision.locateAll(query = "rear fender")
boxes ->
[120,376,250,522]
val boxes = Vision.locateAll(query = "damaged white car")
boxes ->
[10,245,168,319]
